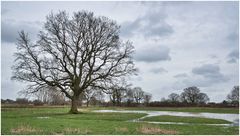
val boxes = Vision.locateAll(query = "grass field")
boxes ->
[1,106,239,135]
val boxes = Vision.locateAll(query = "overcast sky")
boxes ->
[1,1,239,102]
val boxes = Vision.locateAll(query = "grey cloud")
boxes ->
[182,78,218,88]
[227,50,239,63]
[1,20,41,43]
[120,20,138,37]
[228,59,237,63]
[175,74,227,89]
[1,8,9,15]
[193,64,219,78]
[120,7,173,38]
[174,64,230,89]
[150,67,168,74]
[209,55,218,59]
[134,46,171,62]
[227,31,239,41]
[226,32,239,52]
[192,64,229,83]
[174,73,188,78]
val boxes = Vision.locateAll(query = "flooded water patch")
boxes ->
[94,110,239,126]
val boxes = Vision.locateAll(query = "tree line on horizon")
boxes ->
[2,85,239,107]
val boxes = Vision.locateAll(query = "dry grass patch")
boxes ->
[78,108,90,112]
[63,128,91,134]
[138,125,178,135]
[115,127,129,132]
[11,125,42,134]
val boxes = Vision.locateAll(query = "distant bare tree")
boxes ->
[34,86,66,105]
[12,11,136,113]
[34,87,53,104]
[143,92,152,105]
[49,89,66,105]
[93,91,105,106]
[180,86,209,104]
[83,88,97,107]
[132,87,144,104]
[161,97,167,102]
[32,99,44,106]
[15,98,29,104]
[227,86,239,104]
[109,78,130,106]
[197,93,209,104]
[109,87,124,106]
[168,93,180,102]
[124,88,134,106]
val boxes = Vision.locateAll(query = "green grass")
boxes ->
[141,115,232,124]
[2,104,239,114]
[1,107,239,135]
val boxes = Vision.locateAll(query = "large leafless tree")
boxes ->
[12,11,136,113]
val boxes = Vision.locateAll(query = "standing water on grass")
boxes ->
[94,110,239,126]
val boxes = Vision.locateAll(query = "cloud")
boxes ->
[1,19,41,43]
[149,67,168,74]
[181,78,218,88]
[134,45,171,62]
[120,6,173,38]
[174,73,188,78]
[227,31,239,41]
[192,64,229,83]
[209,55,218,59]
[1,7,9,15]
[173,64,230,89]
[227,50,239,63]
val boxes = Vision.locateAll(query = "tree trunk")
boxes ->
[86,101,89,107]
[69,95,79,114]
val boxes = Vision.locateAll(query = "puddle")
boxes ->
[94,110,239,126]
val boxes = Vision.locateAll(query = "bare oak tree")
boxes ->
[12,11,136,113]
